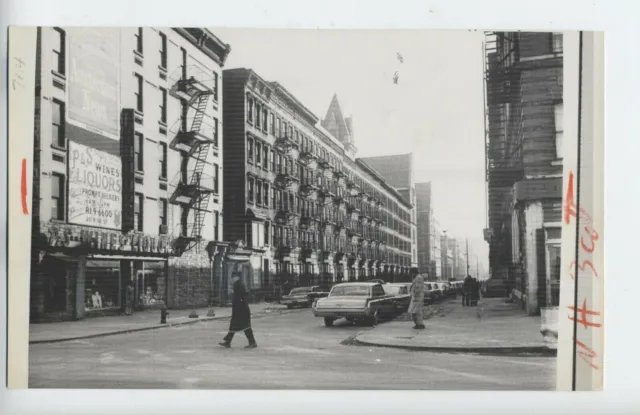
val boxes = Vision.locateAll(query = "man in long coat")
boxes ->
[219,273,258,348]
[407,268,426,330]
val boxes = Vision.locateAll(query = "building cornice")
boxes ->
[173,28,232,67]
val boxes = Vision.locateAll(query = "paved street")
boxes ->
[29,306,556,390]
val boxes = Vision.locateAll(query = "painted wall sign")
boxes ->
[67,28,121,140]
[68,140,123,230]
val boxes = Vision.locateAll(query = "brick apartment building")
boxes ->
[29,27,230,321]
[222,69,414,295]
[484,32,563,315]
[358,153,418,268]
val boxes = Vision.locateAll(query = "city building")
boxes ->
[29,27,231,321]
[359,153,418,268]
[416,181,438,278]
[222,69,415,297]
[484,32,563,315]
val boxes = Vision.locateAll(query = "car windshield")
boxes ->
[384,286,401,296]
[330,285,370,297]
[290,288,311,294]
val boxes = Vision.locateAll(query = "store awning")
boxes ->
[89,254,168,261]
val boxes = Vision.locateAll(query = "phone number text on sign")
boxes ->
[68,141,123,230]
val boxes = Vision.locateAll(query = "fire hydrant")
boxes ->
[160,308,169,324]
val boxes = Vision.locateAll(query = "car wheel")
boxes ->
[324,317,335,327]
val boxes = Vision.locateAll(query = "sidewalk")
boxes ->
[355,297,555,356]
[29,302,290,344]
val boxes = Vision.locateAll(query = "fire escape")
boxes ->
[168,66,217,255]
[484,32,524,279]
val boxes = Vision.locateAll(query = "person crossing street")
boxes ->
[407,268,426,330]
[219,273,258,349]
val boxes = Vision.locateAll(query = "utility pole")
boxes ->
[466,238,469,276]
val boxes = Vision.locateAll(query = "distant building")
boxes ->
[484,32,563,315]
[30,27,231,321]
[359,153,418,268]
[416,182,437,278]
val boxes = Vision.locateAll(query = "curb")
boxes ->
[30,307,306,345]
[352,338,557,357]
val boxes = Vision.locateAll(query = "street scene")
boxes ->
[24,27,564,389]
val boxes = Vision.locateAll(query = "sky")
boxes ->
[213,28,489,275]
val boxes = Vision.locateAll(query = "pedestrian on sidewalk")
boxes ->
[407,268,426,330]
[219,273,258,349]
[124,281,134,316]
[462,275,473,307]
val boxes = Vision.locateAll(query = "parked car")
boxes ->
[424,283,439,304]
[382,283,412,313]
[312,282,398,326]
[365,279,387,284]
[281,286,328,309]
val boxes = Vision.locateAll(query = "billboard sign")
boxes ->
[67,27,121,140]
[68,140,123,230]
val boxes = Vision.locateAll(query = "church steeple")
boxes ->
[321,94,357,157]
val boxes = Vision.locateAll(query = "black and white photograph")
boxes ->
[5,24,604,393]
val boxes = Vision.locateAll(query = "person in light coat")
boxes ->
[407,268,426,330]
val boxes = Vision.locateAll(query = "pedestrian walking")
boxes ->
[407,268,426,330]
[124,281,134,315]
[462,275,473,306]
[219,273,258,349]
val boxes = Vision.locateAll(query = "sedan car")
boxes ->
[281,286,329,309]
[424,283,439,304]
[312,282,398,326]
[382,283,412,313]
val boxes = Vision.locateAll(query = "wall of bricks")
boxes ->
[167,240,213,309]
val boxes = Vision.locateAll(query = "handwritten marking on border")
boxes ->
[21,158,29,215]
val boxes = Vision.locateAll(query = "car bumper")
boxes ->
[281,299,309,306]
[313,308,371,319]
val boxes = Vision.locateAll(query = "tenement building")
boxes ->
[484,32,563,315]
[222,69,414,296]
[30,27,230,321]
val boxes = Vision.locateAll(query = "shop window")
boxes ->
[134,193,144,232]
[51,173,65,220]
[135,263,166,308]
[51,99,65,148]
[85,262,121,311]
[52,27,66,75]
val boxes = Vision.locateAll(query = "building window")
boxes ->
[276,118,282,136]
[135,27,143,54]
[159,142,167,179]
[51,173,65,220]
[134,193,144,232]
[247,136,254,163]
[263,183,270,207]
[554,102,564,159]
[271,187,276,208]
[282,121,288,137]
[159,32,167,68]
[51,99,65,148]
[256,103,262,129]
[134,132,144,171]
[159,198,168,227]
[270,150,275,171]
[52,27,66,75]
[214,211,220,241]
[214,163,219,194]
[552,33,563,54]
[264,222,270,246]
[159,87,167,123]
[181,47,187,78]
[213,72,219,101]
[209,117,218,147]
[134,73,144,113]
[248,176,255,203]
[256,141,262,165]
[256,179,263,205]
[270,113,275,135]
[247,96,254,124]
[262,145,269,170]
[262,108,268,132]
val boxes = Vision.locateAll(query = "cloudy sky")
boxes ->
[214,28,488,274]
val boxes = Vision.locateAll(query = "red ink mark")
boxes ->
[580,226,599,253]
[568,260,599,280]
[574,337,599,370]
[21,158,28,215]
[568,298,602,329]
[563,171,593,225]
